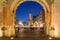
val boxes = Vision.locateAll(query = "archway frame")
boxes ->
[10,0,51,35]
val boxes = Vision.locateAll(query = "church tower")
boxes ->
[28,13,33,27]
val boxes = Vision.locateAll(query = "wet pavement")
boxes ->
[0,29,60,40]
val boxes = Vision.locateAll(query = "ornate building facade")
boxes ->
[28,13,33,27]
[0,0,60,38]
[0,0,50,37]
[33,9,45,28]
[0,0,15,37]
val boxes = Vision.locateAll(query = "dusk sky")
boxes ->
[16,1,43,22]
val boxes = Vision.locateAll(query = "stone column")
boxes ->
[0,2,3,37]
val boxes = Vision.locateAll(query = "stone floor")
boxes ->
[0,29,60,40]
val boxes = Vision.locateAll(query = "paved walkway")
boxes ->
[0,29,60,40]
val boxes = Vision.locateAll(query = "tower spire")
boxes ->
[28,10,33,27]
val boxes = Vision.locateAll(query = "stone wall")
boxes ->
[51,0,60,38]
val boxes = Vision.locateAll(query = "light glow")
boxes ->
[0,28,3,37]
[54,25,59,37]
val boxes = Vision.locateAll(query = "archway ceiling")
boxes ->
[0,0,51,7]
[0,0,53,5]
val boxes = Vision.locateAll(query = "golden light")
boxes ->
[10,37,14,39]
[19,21,22,25]
[18,21,24,27]
[49,37,52,40]
[0,28,3,37]
[54,25,59,37]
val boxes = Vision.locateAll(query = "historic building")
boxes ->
[33,9,45,23]
[0,0,15,37]
[0,0,51,37]
[33,9,45,28]
[0,0,60,38]
[28,13,33,27]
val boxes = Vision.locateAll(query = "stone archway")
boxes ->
[10,0,50,36]
[1,0,51,37]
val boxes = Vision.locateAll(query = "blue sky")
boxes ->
[16,1,43,22]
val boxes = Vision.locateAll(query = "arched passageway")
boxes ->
[11,0,51,37]
[15,1,45,37]
[0,0,50,37]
